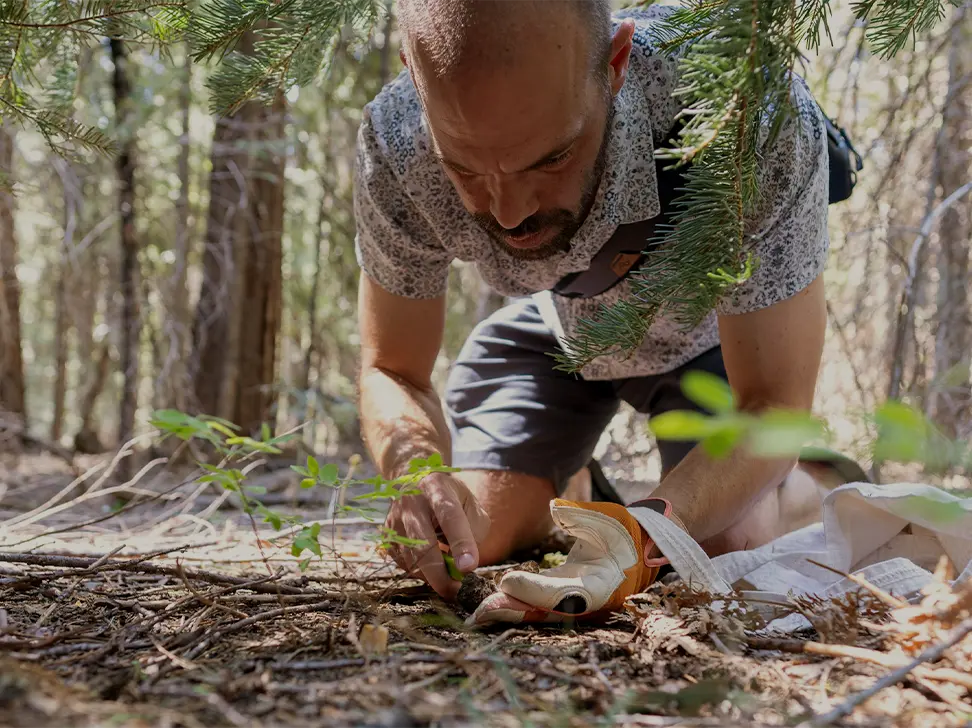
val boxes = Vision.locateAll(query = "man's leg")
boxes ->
[444,297,619,566]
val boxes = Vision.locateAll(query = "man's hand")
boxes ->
[385,472,491,599]
[468,497,681,626]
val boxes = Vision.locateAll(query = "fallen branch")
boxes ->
[747,626,972,691]
[0,542,213,588]
[804,617,972,726]
[0,550,307,595]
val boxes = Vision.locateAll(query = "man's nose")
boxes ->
[487,175,539,230]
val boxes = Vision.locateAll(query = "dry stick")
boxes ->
[4,471,202,548]
[804,617,972,726]
[886,179,972,405]
[747,631,972,690]
[123,571,289,630]
[804,558,908,609]
[181,598,337,661]
[174,561,248,619]
[0,542,214,588]
[0,452,166,537]
[34,545,126,628]
[0,551,307,595]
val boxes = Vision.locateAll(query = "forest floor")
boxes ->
[0,447,970,728]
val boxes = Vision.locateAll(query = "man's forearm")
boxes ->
[358,366,453,479]
[651,443,796,545]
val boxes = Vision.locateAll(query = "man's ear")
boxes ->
[607,19,635,96]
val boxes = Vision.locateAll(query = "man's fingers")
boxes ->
[464,495,492,545]
[428,482,479,573]
[401,499,459,599]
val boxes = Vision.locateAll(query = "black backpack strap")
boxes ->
[552,107,863,299]
[552,119,688,300]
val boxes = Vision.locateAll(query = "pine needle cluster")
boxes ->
[0,1,189,155]
[553,0,960,373]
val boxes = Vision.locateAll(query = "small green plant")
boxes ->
[150,410,460,571]
[648,372,972,522]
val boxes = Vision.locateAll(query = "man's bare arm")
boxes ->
[652,274,827,546]
[357,271,489,598]
[358,270,451,477]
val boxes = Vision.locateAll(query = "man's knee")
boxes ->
[457,469,558,566]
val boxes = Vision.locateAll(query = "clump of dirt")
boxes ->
[456,571,496,613]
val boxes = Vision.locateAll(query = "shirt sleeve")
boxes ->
[715,76,830,316]
[352,108,452,299]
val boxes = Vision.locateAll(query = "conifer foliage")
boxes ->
[554,0,961,372]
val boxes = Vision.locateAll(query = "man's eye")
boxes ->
[542,151,572,169]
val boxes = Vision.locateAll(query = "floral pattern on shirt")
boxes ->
[352,5,829,380]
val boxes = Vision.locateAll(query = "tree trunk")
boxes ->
[191,48,286,436]
[930,10,972,436]
[74,342,111,454]
[233,92,286,436]
[161,49,193,413]
[112,38,141,456]
[0,126,26,424]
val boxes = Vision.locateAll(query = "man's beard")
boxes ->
[473,108,613,262]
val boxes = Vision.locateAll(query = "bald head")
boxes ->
[398,0,612,82]
[398,0,633,261]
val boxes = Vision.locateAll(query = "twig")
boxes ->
[887,179,972,404]
[0,542,213,588]
[174,561,248,619]
[3,472,201,548]
[181,598,336,661]
[34,545,126,628]
[804,558,908,608]
[804,617,972,726]
[469,628,531,658]
[0,551,307,594]
[747,632,972,690]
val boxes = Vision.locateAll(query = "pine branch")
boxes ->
[556,0,952,373]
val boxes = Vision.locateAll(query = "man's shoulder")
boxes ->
[360,67,430,178]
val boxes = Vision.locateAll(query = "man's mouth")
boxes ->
[502,227,551,250]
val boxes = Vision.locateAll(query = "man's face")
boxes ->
[409,24,621,261]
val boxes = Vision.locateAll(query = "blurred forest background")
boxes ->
[0,0,970,487]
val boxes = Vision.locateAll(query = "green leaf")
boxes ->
[700,425,745,458]
[873,401,931,463]
[442,553,463,581]
[298,557,312,572]
[300,478,316,489]
[292,526,322,557]
[649,410,723,441]
[320,463,339,485]
[746,410,826,458]
[680,371,735,414]
[261,423,272,442]
[307,456,319,477]
[263,510,282,530]
[427,452,444,468]
[246,485,267,495]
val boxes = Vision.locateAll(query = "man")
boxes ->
[354,1,839,617]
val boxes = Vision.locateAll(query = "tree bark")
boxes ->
[930,9,972,436]
[112,38,141,455]
[191,40,286,436]
[0,126,26,424]
[161,49,193,413]
[233,92,286,436]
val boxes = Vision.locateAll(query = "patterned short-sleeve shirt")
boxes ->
[353,6,829,381]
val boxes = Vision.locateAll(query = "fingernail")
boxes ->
[457,553,476,572]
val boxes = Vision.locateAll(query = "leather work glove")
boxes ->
[468,497,687,626]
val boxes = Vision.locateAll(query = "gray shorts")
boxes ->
[444,297,728,492]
